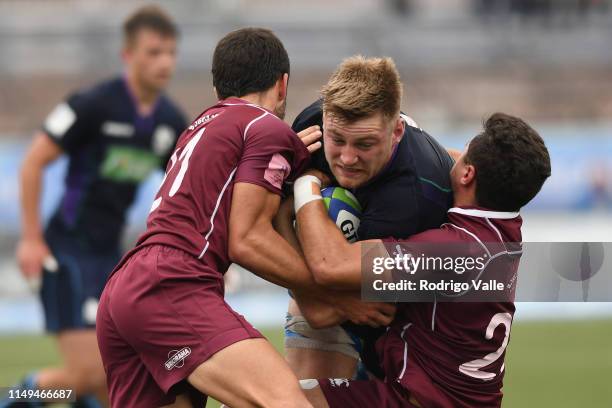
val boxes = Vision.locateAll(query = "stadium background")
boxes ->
[0,0,611,406]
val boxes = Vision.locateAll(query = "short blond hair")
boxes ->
[321,55,402,122]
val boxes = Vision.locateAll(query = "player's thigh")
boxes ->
[285,306,359,379]
[187,338,310,408]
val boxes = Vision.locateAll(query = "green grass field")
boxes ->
[1,319,611,407]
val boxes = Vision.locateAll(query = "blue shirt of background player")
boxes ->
[42,76,187,252]
[292,99,454,377]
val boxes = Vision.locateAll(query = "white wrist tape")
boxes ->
[294,175,322,214]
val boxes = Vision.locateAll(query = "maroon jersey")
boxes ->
[378,207,522,408]
[129,98,309,277]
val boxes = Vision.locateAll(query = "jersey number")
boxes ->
[150,128,205,213]
[459,312,512,381]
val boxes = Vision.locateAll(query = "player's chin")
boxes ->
[150,76,171,90]
[335,173,366,189]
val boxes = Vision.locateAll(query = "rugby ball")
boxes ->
[321,187,362,243]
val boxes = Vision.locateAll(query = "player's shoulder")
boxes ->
[80,76,123,100]
[292,99,323,133]
[65,76,122,109]
[399,115,454,177]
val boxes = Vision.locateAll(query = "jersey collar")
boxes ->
[218,97,274,115]
[448,207,519,219]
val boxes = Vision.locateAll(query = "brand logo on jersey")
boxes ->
[328,378,350,388]
[165,347,191,371]
[188,113,220,131]
[153,125,176,155]
[102,121,134,138]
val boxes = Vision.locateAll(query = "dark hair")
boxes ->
[123,5,178,44]
[212,28,290,99]
[466,113,551,211]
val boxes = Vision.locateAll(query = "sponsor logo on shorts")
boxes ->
[165,347,191,371]
[329,378,350,388]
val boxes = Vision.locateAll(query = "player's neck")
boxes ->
[125,72,160,115]
[238,91,276,114]
[452,189,477,208]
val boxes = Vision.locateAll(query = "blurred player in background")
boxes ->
[294,113,551,407]
[8,6,186,407]
[283,56,455,380]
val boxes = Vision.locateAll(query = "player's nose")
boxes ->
[339,146,358,166]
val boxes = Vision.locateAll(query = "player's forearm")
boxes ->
[272,197,302,255]
[296,197,362,289]
[19,156,45,240]
[230,222,319,291]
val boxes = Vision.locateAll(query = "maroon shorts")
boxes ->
[318,377,419,408]
[96,245,263,407]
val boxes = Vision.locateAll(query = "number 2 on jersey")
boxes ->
[459,312,512,381]
[150,128,205,213]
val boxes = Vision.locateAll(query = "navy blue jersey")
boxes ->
[292,99,454,377]
[42,76,187,251]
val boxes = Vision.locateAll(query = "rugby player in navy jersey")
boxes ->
[292,113,551,407]
[282,56,456,380]
[10,6,185,407]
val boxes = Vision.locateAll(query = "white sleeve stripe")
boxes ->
[243,111,269,141]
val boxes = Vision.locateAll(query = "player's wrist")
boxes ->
[294,175,322,214]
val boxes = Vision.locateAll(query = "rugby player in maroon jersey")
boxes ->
[291,113,551,407]
[96,28,394,408]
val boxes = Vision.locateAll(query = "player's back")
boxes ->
[131,98,309,278]
[381,208,522,408]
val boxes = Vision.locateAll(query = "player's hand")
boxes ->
[16,237,54,287]
[297,125,322,153]
[334,293,396,327]
[303,168,332,188]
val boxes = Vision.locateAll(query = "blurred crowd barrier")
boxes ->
[1,0,612,133]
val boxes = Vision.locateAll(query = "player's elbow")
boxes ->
[228,230,260,265]
[228,236,250,265]
[309,258,342,288]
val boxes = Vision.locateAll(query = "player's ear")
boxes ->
[121,45,130,64]
[277,73,289,101]
[392,115,405,144]
[462,163,476,186]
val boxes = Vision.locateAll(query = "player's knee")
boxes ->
[70,365,107,394]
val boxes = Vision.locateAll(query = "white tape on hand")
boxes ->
[294,175,322,214]
[43,255,59,273]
